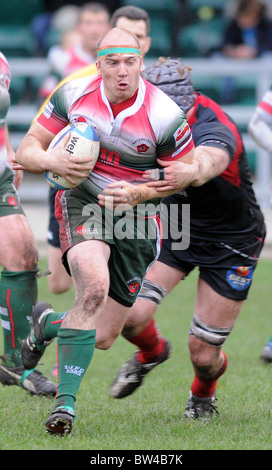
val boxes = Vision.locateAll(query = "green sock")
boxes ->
[0,269,38,367]
[39,310,67,341]
[55,328,96,413]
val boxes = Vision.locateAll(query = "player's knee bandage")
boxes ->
[138,279,168,305]
[189,313,232,346]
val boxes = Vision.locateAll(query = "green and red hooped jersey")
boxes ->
[37,74,194,200]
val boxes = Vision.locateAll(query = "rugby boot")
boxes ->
[45,407,75,435]
[0,362,56,397]
[184,391,219,421]
[21,301,54,370]
[109,338,172,399]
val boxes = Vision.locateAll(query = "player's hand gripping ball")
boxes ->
[45,122,100,189]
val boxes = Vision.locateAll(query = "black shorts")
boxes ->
[159,227,266,301]
[47,187,60,248]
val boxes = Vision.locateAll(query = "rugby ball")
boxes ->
[45,122,100,189]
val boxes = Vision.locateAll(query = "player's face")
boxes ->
[97,54,143,104]
[78,11,110,53]
[115,17,151,57]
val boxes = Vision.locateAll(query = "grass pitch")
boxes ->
[0,257,272,450]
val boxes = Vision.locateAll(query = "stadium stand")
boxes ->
[1,0,43,25]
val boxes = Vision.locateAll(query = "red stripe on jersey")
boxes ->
[191,94,242,187]
[94,160,146,182]
[259,100,272,115]
[54,190,70,254]
[0,127,5,146]
[37,113,68,135]
[161,132,194,161]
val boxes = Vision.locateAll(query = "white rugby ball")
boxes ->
[45,121,100,190]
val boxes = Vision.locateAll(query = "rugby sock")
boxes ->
[54,328,96,412]
[39,310,65,341]
[128,319,166,364]
[0,269,38,367]
[191,351,228,398]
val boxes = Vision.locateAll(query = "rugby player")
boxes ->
[108,58,265,421]
[0,52,56,397]
[39,3,111,295]
[39,5,151,296]
[248,84,272,363]
[15,30,195,435]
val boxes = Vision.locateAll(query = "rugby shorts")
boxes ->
[159,224,266,302]
[55,188,161,307]
[0,166,25,217]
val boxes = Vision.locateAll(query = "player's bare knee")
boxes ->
[96,327,119,350]
[189,336,218,371]
[18,243,39,271]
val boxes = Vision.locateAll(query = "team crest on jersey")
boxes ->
[137,143,149,153]
[74,225,99,236]
[226,266,253,291]
[127,277,141,295]
[3,193,18,206]
[8,196,17,206]
[133,138,152,154]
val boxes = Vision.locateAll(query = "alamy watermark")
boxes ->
[80,202,190,250]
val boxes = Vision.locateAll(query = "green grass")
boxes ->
[0,257,272,450]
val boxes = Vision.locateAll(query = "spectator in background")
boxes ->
[38,3,111,102]
[222,0,272,59]
[31,0,120,56]
[220,0,272,104]
[38,28,82,102]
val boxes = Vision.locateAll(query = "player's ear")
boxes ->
[140,57,144,74]
[143,37,151,56]
[96,60,102,76]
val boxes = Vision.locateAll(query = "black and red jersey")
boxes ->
[166,92,264,243]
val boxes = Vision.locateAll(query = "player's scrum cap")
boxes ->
[97,44,141,59]
[142,57,195,114]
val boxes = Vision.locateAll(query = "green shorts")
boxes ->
[0,166,25,217]
[55,188,161,306]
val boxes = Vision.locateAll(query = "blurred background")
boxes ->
[1,0,272,211]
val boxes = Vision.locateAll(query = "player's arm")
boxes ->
[14,121,94,185]
[248,90,272,153]
[189,144,230,187]
[99,109,196,208]
[143,142,230,191]
[5,125,23,189]
[98,147,195,209]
